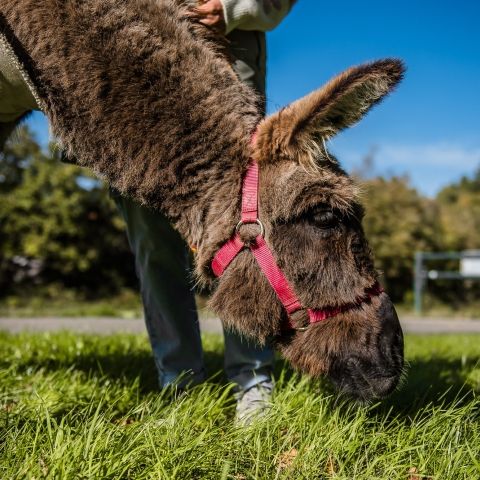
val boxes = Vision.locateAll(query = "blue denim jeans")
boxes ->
[114,30,274,390]
[114,196,274,390]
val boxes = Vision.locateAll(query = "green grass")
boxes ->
[395,297,480,319]
[1,332,479,479]
[0,290,219,319]
[0,289,143,319]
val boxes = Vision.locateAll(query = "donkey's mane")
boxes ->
[1,0,261,253]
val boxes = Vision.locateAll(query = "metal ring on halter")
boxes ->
[235,219,265,237]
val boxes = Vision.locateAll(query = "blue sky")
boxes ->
[27,0,480,196]
[266,0,480,195]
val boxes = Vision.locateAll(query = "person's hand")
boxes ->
[188,0,226,34]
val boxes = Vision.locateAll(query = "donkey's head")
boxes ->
[209,59,405,401]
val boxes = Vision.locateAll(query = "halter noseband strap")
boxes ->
[211,137,383,331]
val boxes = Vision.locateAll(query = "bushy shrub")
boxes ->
[0,127,136,297]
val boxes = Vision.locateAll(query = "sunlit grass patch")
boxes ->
[0,289,143,319]
[0,332,479,479]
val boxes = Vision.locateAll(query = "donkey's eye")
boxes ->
[310,209,339,230]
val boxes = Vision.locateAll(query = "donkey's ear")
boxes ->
[253,59,404,167]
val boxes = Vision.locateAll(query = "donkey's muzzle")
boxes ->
[329,294,404,401]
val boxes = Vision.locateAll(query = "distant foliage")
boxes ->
[361,168,480,302]
[437,169,480,251]
[362,176,442,301]
[0,126,136,297]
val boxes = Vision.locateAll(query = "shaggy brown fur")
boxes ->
[0,0,405,400]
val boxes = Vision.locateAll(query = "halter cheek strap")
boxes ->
[212,161,303,328]
[211,143,383,331]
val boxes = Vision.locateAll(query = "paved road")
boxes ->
[1,316,480,335]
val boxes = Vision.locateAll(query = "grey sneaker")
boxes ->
[234,380,274,425]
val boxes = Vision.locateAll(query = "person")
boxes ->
[113,0,295,421]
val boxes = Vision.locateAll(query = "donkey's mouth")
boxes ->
[330,362,401,402]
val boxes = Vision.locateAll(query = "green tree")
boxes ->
[0,126,41,192]
[362,175,441,302]
[0,126,135,296]
[437,167,480,251]
[434,168,480,304]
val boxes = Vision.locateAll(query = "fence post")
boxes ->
[414,251,424,315]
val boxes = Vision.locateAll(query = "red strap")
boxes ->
[308,307,342,323]
[241,161,259,223]
[211,161,261,277]
[211,235,245,277]
[308,282,384,324]
[251,235,302,315]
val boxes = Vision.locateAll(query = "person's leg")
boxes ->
[223,30,275,392]
[223,330,274,390]
[113,193,205,388]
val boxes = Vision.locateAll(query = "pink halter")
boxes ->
[211,138,383,331]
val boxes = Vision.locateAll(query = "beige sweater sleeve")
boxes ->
[221,0,295,34]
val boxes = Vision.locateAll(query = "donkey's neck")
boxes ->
[1,0,260,268]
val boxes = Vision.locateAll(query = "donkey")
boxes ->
[0,0,404,401]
